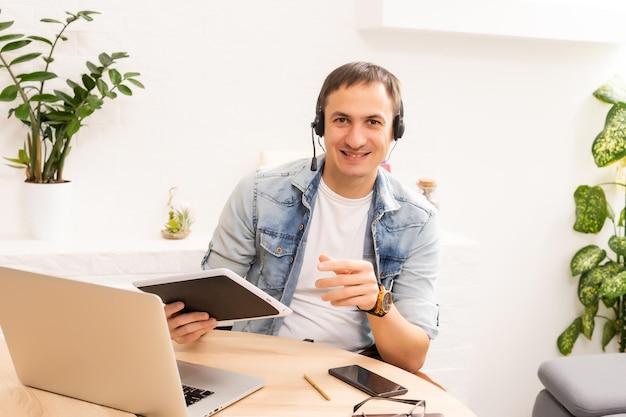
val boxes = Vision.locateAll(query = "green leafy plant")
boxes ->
[557,75,626,355]
[0,9,144,183]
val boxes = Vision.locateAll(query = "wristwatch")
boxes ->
[361,285,392,317]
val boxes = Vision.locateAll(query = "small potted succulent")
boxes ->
[162,187,194,240]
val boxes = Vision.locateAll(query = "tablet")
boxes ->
[133,268,292,326]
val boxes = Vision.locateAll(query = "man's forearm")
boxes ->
[368,306,431,373]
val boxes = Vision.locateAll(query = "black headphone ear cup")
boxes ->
[393,101,405,140]
[313,96,324,137]
[393,114,405,140]
[313,111,324,137]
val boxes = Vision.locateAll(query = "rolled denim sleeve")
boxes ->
[392,210,441,340]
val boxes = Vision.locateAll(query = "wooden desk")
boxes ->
[174,330,477,416]
[0,330,477,417]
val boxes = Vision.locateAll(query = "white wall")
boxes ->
[1,1,625,416]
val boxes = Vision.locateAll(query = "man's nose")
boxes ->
[344,124,367,149]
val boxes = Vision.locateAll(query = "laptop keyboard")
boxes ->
[182,384,214,406]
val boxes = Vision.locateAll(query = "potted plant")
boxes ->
[557,75,626,355]
[0,9,144,183]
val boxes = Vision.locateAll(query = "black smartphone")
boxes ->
[328,364,408,397]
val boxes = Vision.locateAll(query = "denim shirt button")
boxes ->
[298,224,304,231]
[276,247,282,254]
[289,257,294,264]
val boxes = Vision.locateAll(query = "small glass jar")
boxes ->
[417,178,439,209]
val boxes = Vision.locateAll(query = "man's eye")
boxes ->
[336,117,348,124]
[368,119,381,125]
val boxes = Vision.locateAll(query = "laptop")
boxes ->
[0,266,265,417]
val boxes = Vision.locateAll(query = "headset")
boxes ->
[309,96,405,171]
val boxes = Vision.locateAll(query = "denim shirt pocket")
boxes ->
[257,228,298,290]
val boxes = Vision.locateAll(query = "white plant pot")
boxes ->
[22,181,74,241]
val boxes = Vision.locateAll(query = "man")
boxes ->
[166,62,440,374]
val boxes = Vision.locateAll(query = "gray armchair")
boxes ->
[532,353,626,417]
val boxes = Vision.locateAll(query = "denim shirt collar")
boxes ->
[294,153,401,218]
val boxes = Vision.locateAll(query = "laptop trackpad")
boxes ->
[176,360,265,416]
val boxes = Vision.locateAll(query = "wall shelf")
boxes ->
[357,0,626,44]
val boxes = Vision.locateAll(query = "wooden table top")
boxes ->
[0,330,477,417]
[174,330,477,417]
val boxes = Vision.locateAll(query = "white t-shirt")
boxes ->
[277,179,373,352]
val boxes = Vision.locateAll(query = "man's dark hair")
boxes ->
[317,62,402,116]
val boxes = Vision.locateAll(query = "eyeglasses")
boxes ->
[352,396,426,417]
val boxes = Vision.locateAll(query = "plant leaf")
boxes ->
[53,89,78,107]
[0,84,18,101]
[609,235,626,256]
[65,119,81,138]
[557,317,581,355]
[96,78,109,96]
[77,105,95,118]
[30,93,60,103]
[40,18,63,25]
[108,68,121,85]
[98,52,112,66]
[592,102,626,167]
[0,39,30,52]
[0,33,24,42]
[126,78,145,89]
[599,271,626,298]
[581,303,598,339]
[573,185,608,233]
[26,35,52,46]
[9,52,41,66]
[81,73,96,90]
[117,84,132,96]
[17,71,57,82]
[602,294,618,308]
[570,245,607,276]
[76,11,101,19]
[72,85,88,101]
[0,20,15,31]
[578,262,620,306]
[86,61,101,76]
[602,320,617,351]
[14,102,31,121]
[45,111,74,122]
[111,51,129,60]
[593,75,626,104]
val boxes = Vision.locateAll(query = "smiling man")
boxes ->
[166,62,441,376]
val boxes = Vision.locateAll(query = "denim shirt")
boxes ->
[201,155,440,340]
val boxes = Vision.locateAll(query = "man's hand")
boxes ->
[165,301,218,344]
[315,254,380,311]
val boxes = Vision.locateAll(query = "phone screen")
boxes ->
[328,364,408,397]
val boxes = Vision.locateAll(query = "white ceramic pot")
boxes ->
[21,181,74,241]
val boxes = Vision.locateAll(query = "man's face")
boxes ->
[322,81,395,198]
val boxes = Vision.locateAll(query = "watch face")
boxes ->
[381,291,392,312]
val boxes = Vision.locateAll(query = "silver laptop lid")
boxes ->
[0,266,188,417]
